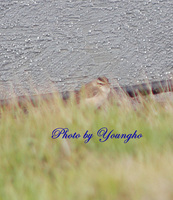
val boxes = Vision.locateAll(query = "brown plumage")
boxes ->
[79,76,111,107]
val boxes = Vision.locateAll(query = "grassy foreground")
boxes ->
[0,95,173,200]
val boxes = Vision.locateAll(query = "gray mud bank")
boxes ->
[0,0,172,99]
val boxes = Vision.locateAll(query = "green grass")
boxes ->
[0,95,173,200]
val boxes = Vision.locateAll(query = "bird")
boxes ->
[79,76,111,108]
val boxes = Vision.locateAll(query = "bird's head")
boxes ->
[96,77,111,94]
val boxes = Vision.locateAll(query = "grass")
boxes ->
[0,94,173,200]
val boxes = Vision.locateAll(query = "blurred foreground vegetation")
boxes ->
[0,94,173,200]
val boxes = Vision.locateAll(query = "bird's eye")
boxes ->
[97,81,104,85]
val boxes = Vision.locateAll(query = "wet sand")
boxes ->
[0,0,172,99]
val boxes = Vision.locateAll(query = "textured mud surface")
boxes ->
[0,0,172,99]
